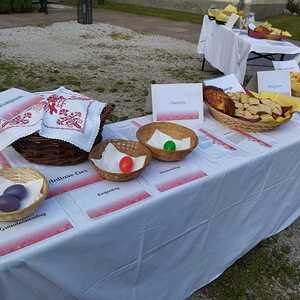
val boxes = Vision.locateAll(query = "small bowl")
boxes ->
[136,122,199,162]
[89,139,152,182]
[0,167,48,222]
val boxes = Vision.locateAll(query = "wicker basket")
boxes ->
[12,104,114,166]
[136,122,198,161]
[0,168,48,222]
[248,28,285,41]
[89,139,152,182]
[208,104,289,132]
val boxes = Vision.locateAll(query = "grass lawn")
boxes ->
[101,2,203,24]
[269,15,300,41]
[63,0,203,24]
[63,1,300,40]
[99,5,300,40]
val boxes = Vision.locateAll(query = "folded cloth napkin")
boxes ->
[0,88,44,151]
[147,129,191,150]
[92,143,146,173]
[0,87,106,152]
[38,87,106,152]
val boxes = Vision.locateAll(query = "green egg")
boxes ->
[163,140,176,152]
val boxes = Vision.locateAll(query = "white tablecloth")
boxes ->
[1,112,300,300]
[197,16,300,82]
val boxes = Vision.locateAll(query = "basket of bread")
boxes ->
[248,22,291,41]
[291,72,300,97]
[203,86,300,132]
[208,4,244,24]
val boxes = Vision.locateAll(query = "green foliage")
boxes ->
[269,15,300,41]
[0,0,32,13]
[11,0,32,12]
[0,0,11,13]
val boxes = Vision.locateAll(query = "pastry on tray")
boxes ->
[208,4,242,23]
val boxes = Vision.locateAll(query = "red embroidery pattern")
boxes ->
[44,95,66,115]
[0,112,33,130]
[43,95,85,130]
[57,110,83,129]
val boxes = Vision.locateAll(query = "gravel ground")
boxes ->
[0,21,215,119]
[0,21,299,299]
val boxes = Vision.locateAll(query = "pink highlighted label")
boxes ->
[235,129,272,148]
[48,174,103,198]
[157,111,199,121]
[156,170,207,192]
[0,220,73,257]
[0,95,42,119]
[199,129,236,150]
[88,191,151,219]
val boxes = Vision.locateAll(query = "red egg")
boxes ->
[119,156,134,173]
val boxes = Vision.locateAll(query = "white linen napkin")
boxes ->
[0,179,44,211]
[147,129,191,150]
[92,143,146,173]
[0,88,44,151]
[0,87,106,152]
[38,87,106,152]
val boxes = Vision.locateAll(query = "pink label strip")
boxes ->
[0,95,42,120]
[0,152,10,168]
[156,170,207,192]
[87,191,151,219]
[199,129,236,150]
[235,129,272,148]
[48,175,102,198]
[0,220,73,257]
[157,112,199,121]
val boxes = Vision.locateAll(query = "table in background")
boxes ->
[197,16,300,83]
[1,112,300,300]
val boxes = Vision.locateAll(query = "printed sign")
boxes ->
[257,70,291,96]
[152,83,203,123]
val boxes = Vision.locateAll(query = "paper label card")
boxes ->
[257,71,291,96]
[0,200,73,257]
[37,162,102,198]
[204,74,245,93]
[225,14,239,29]
[142,160,207,193]
[204,119,276,154]
[272,60,300,72]
[69,180,151,219]
[152,83,203,123]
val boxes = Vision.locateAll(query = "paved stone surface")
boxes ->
[0,5,201,43]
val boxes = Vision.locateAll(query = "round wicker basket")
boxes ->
[0,168,48,222]
[208,104,288,132]
[89,139,152,182]
[12,104,114,166]
[136,122,199,161]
